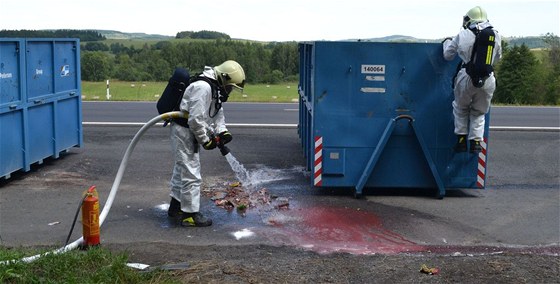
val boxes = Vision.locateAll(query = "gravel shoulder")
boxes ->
[108,243,560,283]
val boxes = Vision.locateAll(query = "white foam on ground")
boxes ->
[155,203,169,211]
[231,228,255,240]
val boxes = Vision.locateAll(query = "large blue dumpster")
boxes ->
[298,41,490,198]
[0,38,82,179]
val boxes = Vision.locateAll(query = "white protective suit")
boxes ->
[170,67,227,213]
[443,21,502,141]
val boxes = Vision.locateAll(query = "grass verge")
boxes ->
[82,81,300,103]
[0,246,178,283]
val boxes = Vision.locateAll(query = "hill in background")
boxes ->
[96,30,546,49]
[0,29,547,49]
[96,30,173,40]
[354,35,546,49]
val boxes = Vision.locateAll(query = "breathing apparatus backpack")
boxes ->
[464,26,496,88]
[157,67,191,127]
[157,68,223,127]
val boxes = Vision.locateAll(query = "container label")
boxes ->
[361,65,385,74]
[0,72,13,79]
[360,87,386,93]
[60,65,70,77]
[366,75,385,81]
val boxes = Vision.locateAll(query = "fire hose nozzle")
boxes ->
[219,145,230,156]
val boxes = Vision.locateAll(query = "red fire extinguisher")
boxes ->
[82,185,100,247]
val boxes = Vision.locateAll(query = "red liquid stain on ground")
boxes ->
[266,206,425,255]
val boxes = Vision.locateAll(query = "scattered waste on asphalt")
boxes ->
[203,182,290,215]
[420,264,440,275]
[127,262,190,271]
[127,263,150,270]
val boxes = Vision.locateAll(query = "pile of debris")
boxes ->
[202,182,290,213]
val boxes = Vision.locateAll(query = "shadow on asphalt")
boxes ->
[0,152,78,187]
[314,186,481,199]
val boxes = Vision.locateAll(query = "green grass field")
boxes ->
[0,246,175,283]
[81,81,299,103]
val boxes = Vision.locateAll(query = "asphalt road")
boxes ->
[0,100,558,276]
[82,101,560,128]
[82,101,300,125]
[0,123,558,254]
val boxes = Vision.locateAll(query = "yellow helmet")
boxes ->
[214,60,246,91]
[463,6,488,28]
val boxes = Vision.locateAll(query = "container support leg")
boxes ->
[355,118,396,197]
[354,115,446,199]
[407,118,446,199]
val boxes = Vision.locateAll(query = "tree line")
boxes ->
[80,39,299,84]
[0,29,299,84]
[494,33,559,105]
[175,30,231,40]
[0,29,105,41]
[0,29,231,41]
[80,36,558,105]
[1,29,558,105]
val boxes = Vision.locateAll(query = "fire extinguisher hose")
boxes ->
[64,194,88,247]
[1,111,188,264]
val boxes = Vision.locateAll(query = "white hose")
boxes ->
[1,111,187,265]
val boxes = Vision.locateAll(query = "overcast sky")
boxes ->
[1,0,558,41]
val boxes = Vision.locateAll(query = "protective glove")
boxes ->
[202,136,218,150]
[218,131,233,145]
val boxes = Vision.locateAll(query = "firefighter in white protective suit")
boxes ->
[168,60,245,227]
[442,6,502,153]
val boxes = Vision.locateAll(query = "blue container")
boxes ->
[298,41,490,198]
[0,38,82,179]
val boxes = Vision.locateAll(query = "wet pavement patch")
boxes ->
[198,179,424,255]
[154,166,426,255]
[261,206,425,255]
